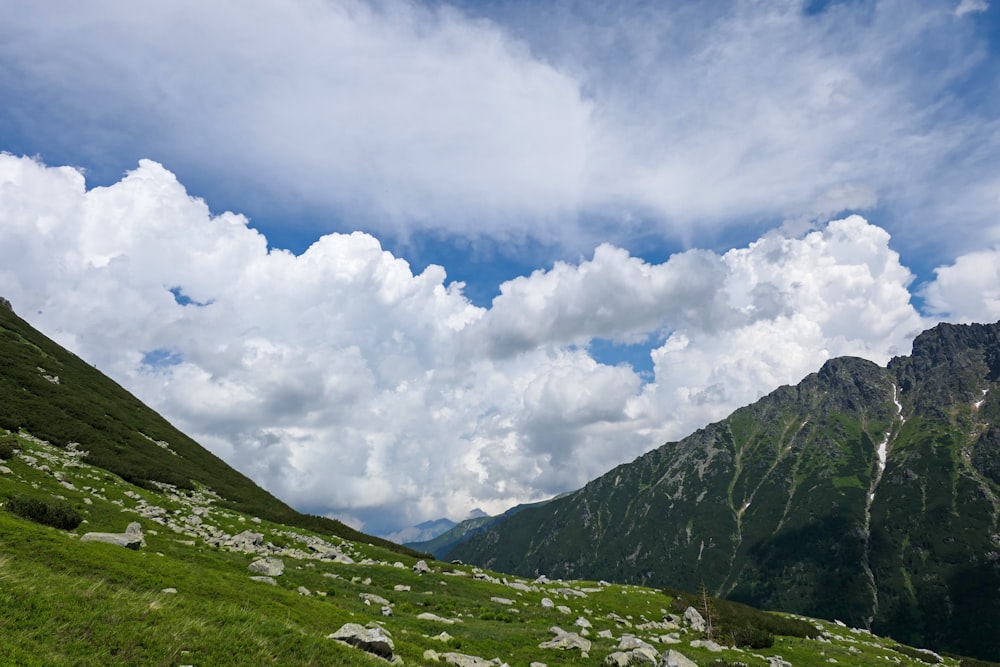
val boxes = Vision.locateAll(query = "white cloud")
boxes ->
[1,0,997,261]
[920,246,1000,322]
[955,0,990,17]
[2,155,962,534]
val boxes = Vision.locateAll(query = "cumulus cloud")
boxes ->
[920,246,1000,321]
[2,155,959,534]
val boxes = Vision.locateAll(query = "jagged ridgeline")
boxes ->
[0,299,420,556]
[449,321,1000,661]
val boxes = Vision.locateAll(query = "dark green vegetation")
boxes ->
[7,493,83,529]
[662,585,821,649]
[0,303,420,557]
[450,321,1000,662]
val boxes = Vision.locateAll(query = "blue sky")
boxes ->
[1,0,999,536]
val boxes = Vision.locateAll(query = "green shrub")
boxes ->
[723,624,774,649]
[6,495,83,530]
[0,435,16,459]
[663,586,820,644]
[959,658,1000,667]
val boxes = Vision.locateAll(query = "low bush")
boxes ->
[0,435,15,460]
[663,586,820,646]
[723,624,774,649]
[6,494,83,530]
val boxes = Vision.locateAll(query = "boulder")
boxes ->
[248,557,284,577]
[441,652,498,666]
[81,522,144,550]
[414,559,431,574]
[660,650,698,667]
[328,623,395,661]
[249,576,277,585]
[682,606,705,632]
[538,626,591,652]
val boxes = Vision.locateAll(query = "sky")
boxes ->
[1,0,999,538]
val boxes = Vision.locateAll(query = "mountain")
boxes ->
[405,499,561,558]
[0,298,419,556]
[448,321,1000,661]
[5,298,987,665]
[385,517,457,544]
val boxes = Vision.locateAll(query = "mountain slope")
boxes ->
[449,321,1000,661]
[2,300,981,666]
[0,298,419,555]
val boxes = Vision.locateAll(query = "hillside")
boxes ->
[2,300,991,665]
[4,416,996,665]
[449,321,1000,662]
[0,298,418,556]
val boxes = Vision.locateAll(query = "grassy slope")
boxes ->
[0,304,421,557]
[2,432,989,667]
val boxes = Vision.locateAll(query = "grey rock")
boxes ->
[659,650,699,667]
[297,586,312,596]
[441,652,498,666]
[249,576,277,585]
[328,623,395,660]
[682,606,705,632]
[414,559,431,574]
[248,557,284,577]
[81,522,144,550]
[538,626,591,652]
[360,593,391,606]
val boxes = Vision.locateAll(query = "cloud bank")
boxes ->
[1,0,997,263]
[6,154,989,534]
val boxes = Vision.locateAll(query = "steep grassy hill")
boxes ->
[0,299,418,556]
[450,322,1000,662]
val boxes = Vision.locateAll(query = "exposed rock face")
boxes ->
[450,321,1000,662]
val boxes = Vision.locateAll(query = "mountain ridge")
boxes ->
[449,320,1000,661]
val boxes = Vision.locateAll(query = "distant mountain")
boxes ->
[0,298,420,556]
[449,321,1000,661]
[385,517,456,544]
[406,498,562,558]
